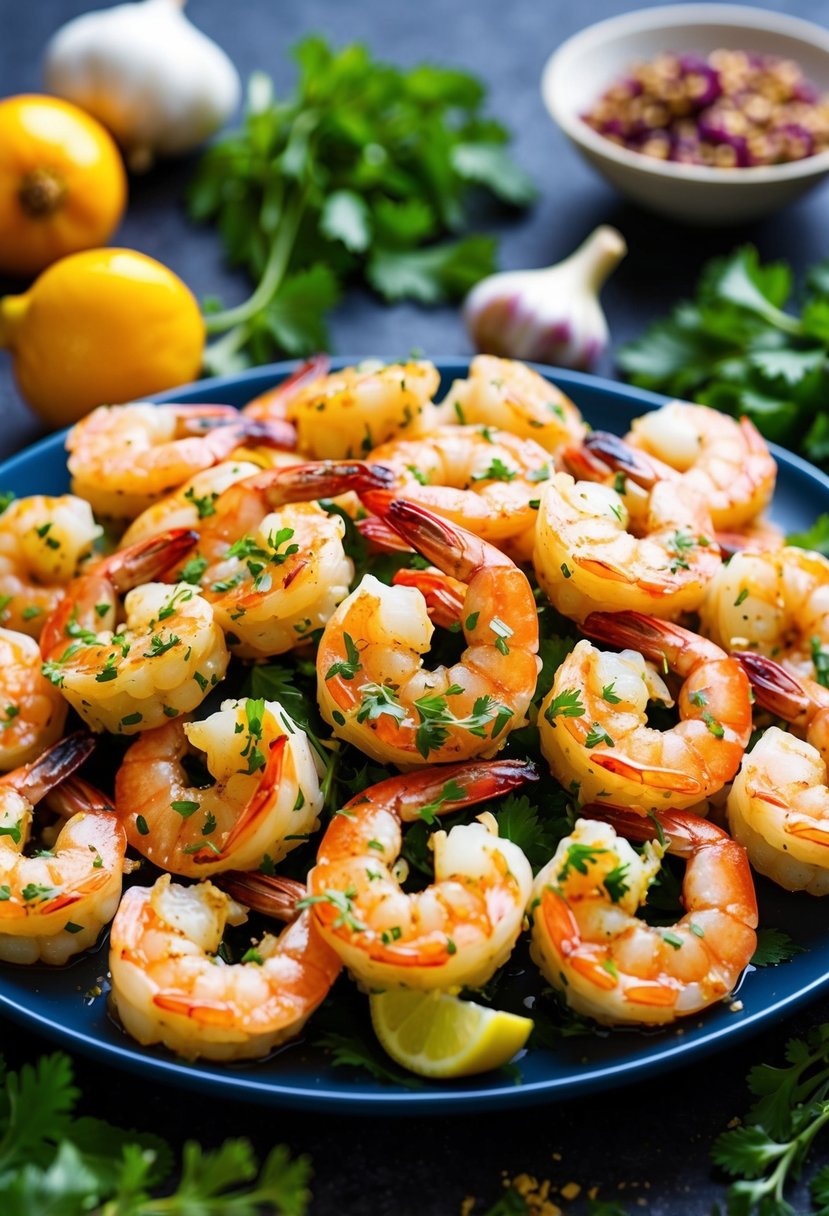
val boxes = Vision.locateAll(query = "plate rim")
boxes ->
[2,357,829,1114]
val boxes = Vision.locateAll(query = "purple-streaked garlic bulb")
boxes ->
[462,226,626,370]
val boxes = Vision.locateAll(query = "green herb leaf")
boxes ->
[750,928,807,967]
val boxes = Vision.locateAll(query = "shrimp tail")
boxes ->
[45,775,116,819]
[356,514,415,555]
[363,496,502,582]
[215,871,307,922]
[346,757,538,823]
[103,528,200,593]
[245,460,396,509]
[392,567,466,629]
[229,417,298,452]
[176,407,297,456]
[581,431,675,488]
[192,736,288,865]
[9,732,96,802]
[734,651,813,723]
[583,610,689,664]
[242,355,331,422]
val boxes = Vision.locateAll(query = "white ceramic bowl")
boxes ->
[541,4,829,224]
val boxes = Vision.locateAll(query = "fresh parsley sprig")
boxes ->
[618,246,829,469]
[189,36,535,373]
[0,1053,310,1214]
[712,1023,829,1215]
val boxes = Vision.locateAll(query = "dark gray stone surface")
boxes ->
[2,1,829,1211]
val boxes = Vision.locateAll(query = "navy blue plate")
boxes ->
[1,360,828,1113]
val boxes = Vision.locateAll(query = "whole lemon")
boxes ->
[0,95,127,277]
[0,248,205,426]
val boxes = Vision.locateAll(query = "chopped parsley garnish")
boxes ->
[544,687,585,722]
[412,686,512,758]
[143,633,181,658]
[417,778,467,825]
[178,555,209,585]
[556,842,606,883]
[240,698,266,774]
[584,723,614,749]
[356,683,407,726]
[812,636,829,689]
[325,633,362,681]
[171,800,200,818]
[296,887,366,934]
[472,456,517,483]
[184,485,219,519]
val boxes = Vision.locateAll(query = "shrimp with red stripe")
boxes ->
[529,806,757,1025]
[114,697,325,878]
[0,733,127,965]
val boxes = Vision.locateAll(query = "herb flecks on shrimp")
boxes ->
[530,807,758,1025]
[114,698,324,877]
[317,498,540,767]
[40,530,229,734]
[306,758,536,991]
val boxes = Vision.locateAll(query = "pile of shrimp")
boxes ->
[4,352,825,1067]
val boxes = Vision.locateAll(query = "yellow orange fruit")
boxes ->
[0,94,127,277]
[0,248,206,426]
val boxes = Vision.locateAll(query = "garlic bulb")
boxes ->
[463,226,627,370]
[43,0,241,172]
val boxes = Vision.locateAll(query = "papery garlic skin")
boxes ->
[464,226,626,371]
[44,0,241,172]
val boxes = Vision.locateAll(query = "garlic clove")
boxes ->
[43,0,241,171]
[463,225,627,370]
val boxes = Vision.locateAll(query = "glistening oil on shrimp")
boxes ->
[1,352,816,1085]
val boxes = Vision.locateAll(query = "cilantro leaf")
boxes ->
[314,1030,422,1090]
[618,245,829,471]
[190,38,533,371]
[750,928,807,968]
[492,794,569,872]
[367,235,497,305]
[0,1053,77,1173]
[788,514,829,557]
[0,1051,309,1215]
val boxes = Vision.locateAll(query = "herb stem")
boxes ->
[203,190,307,336]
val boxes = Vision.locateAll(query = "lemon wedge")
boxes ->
[369,989,533,1079]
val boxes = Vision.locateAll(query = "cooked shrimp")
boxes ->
[443,355,585,454]
[40,529,229,734]
[168,462,393,659]
[247,359,441,461]
[538,612,752,813]
[306,758,536,990]
[317,498,540,767]
[529,807,757,1025]
[620,401,776,530]
[115,697,324,877]
[242,354,329,426]
[0,734,128,965]
[368,425,550,561]
[727,652,829,893]
[119,459,261,548]
[0,495,101,638]
[533,472,720,623]
[712,517,784,560]
[109,872,341,1061]
[0,628,67,770]
[700,546,829,683]
[67,403,293,519]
